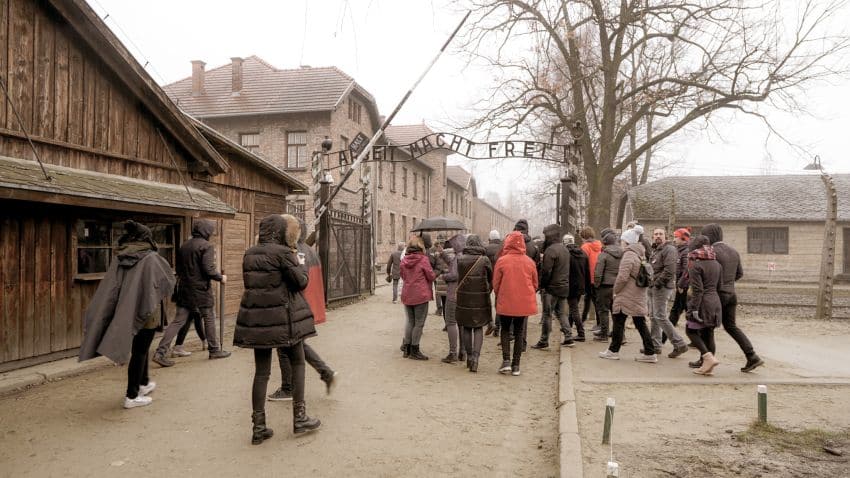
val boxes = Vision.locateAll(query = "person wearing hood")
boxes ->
[386,242,405,304]
[80,220,176,409]
[683,235,723,375]
[647,228,689,358]
[484,230,503,336]
[400,236,437,360]
[153,219,230,367]
[701,224,764,372]
[493,232,539,376]
[598,225,657,362]
[579,227,602,326]
[438,234,466,363]
[666,228,692,338]
[564,234,590,341]
[235,214,321,444]
[531,224,575,349]
[505,219,541,266]
[592,231,622,341]
[454,235,493,372]
[432,240,449,316]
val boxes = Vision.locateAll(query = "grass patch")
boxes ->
[739,421,850,453]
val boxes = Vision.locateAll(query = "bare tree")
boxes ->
[457,0,849,229]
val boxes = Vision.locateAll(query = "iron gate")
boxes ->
[325,208,371,302]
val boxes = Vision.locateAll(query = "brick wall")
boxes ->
[374,149,431,264]
[472,198,514,240]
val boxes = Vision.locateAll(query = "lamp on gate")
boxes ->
[321,137,333,152]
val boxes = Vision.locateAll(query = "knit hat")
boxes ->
[513,219,529,234]
[673,228,691,240]
[601,231,618,246]
[562,234,575,245]
[489,229,500,241]
[621,224,643,245]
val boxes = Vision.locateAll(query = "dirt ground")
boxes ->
[569,306,850,478]
[0,285,559,478]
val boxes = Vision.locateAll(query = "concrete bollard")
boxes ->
[757,385,767,424]
[602,397,615,445]
[606,461,620,477]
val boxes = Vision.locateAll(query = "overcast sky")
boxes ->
[91,0,850,203]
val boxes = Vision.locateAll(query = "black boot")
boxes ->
[403,344,411,358]
[458,349,467,362]
[409,345,429,360]
[293,401,321,435]
[251,411,274,445]
[689,357,703,368]
[469,353,479,373]
[741,354,765,373]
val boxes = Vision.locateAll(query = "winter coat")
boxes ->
[174,219,222,309]
[434,251,449,298]
[686,246,723,328]
[581,240,602,284]
[612,243,649,317]
[442,234,466,302]
[400,248,436,306]
[79,243,175,364]
[455,245,493,328]
[298,221,326,325]
[493,232,539,317]
[386,249,402,280]
[485,239,502,266]
[234,215,316,349]
[702,224,744,296]
[675,243,689,283]
[566,244,591,298]
[539,225,570,298]
[649,241,678,289]
[594,244,623,288]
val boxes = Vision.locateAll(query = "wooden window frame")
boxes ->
[747,226,789,254]
[413,172,418,199]
[239,132,260,153]
[286,131,308,169]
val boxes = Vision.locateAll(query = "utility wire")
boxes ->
[0,75,52,181]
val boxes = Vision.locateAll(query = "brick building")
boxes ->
[472,197,515,241]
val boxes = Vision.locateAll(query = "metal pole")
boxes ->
[219,269,225,351]
[560,175,572,234]
[319,179,332,305]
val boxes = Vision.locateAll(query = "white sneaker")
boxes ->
[171,346,192,357]
[123,396,153,409]
[635,354,658,363]
[598,350,620,360]
[139,381,156,396]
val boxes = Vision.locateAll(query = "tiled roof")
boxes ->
[446,165,472,190]
[628,175,850,222]
[164,56,376,119]
[384,124,436,146]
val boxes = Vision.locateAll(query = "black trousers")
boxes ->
[278,343,333,392]
[581,288,596,324]
[126,328,155,399]
[609,312,654,354]
[719,292,755,358]
[500,316,527,365]
[686,326,716,355]
[253,342,305,412]
[175,310,206,346]
[595,286,613,335]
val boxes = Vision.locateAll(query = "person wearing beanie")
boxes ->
[666,228,692,338]
[598,226,657,362]
[701,224,763,372]
[579,226,603,330]
[592,231,622,341]
[509,219,541,264]
[484,230,503,336]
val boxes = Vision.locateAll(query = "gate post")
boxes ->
[559,172,573,235]
[319,177,332,305]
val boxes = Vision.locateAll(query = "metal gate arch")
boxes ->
[325,208,371,302]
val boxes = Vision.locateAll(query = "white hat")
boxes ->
[562,234,575,245]
[489,230,500,240]
[621,224,643,245]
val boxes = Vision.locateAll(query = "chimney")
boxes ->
[231,57,243,95]
[191,60,206,96]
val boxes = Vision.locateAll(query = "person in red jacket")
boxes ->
[580,226,603,327]
[493,231,539,376]
[400,236,437,361]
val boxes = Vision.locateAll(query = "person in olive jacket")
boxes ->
[592,231,622,341]
[153,219,230,367]
[234,214,321,445]
[531,224,574,349]
[455,235,493,372]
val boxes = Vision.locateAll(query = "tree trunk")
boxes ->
[586,171,614,232]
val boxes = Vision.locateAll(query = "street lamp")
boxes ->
[804,155,836,321]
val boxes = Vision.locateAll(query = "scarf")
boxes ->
[682,245,716,286]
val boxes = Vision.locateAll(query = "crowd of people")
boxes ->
[388,219,766,377]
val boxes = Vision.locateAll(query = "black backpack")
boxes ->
[635,259,653,288]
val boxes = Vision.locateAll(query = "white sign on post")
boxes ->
[767,262,776,271]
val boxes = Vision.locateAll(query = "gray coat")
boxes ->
[612,243,648,317]
[649,241,677,289]
[594,245,623,287]
[386,248,402,280]
[687,257,723,328]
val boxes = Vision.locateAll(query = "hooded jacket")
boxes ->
[539,224,570,298]
[442,234,466,302]
[455,241,493,328]
[493,232,539,317]
[580,240,602,284]
[686,245,723,328]
[594,244,623,287]
[234,214,316,348]
[566,244,591,298]
[649,240,678,289]
[400,246,436,306]
[174,219,222,309]
[702,223,743,296]
[612,243,648,317]
[298,219,326,325]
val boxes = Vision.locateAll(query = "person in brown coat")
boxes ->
[455,235,493,372]
[684,235,724,375]
[598,225,657,362]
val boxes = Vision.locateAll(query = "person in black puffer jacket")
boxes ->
[234,214,320,445]
[564,234,589,341]
[455,235,493,372]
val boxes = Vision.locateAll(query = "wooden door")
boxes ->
[220,213,251,318]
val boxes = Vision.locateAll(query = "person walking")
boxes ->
[683,235,723,376]
[701,224,764,372]
[433,242,449,317]
[592,231,622,342]
[598,225,657,362]
[493,231,539,376]
[455,235,494,372]
[171,310,206,357]
[647,228,690,358]
[386,242,404,304]
[531,224,574,349]
[79,220,176,409]
[234,214,321,445]
[153,219,230,367]
[484,230,502,336]
[400,236,437,361]
[438,234,466,363]
[564,234,590,341]
[579,227,602,326]
[665,228,691,342]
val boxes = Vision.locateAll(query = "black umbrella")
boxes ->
[411,216,467,232]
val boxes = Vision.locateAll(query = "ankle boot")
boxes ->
[457,349,467,362]
[251,411,274,445]
[694,352,719,375]
[409,345,429,360]
[469,353,479,373]
[293,401,321,435]
[402,344,411,358]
